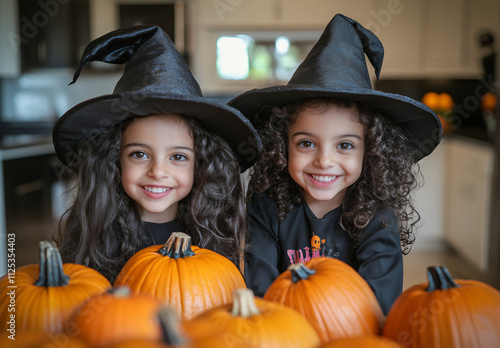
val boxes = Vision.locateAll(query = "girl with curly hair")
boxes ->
[52,26,261,283]
[229,14,441,314]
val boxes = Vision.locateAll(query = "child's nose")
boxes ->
[314,150,336,168]
[149,160,170,179]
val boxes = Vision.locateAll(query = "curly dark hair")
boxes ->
[247,98,421,253]
[53,114,246,282]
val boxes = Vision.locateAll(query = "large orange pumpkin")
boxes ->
[264,258,384,343]
[319,335,404,348]
[0,241,110,334]
[383,266,500,347]
[107,306,189,348]
[114,232,246,320]
[109,306,253,348]
[185,288,321,348]
[0,331,88,348]
[67,286,164,348]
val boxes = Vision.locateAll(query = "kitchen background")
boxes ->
[0,0,499,289]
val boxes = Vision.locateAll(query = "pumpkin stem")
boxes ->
[426,266,460,291]
[107,286,132,297]
[158,232,196,259]
[33,241,70,287]
[231,288,261,318]
[157,306,188,346]
[288,263,316,283]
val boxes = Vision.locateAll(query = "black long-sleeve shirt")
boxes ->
[244,192,403,315]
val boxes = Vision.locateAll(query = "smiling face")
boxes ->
[287,102,365,218]
[120,114,195,223]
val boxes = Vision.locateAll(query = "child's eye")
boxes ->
[130,151,149,159]
[171,154,188,161]
[338,142,354,150]
[298,140,315,148]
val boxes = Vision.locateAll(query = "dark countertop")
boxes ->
[0,121,54,150]
[448,124,494,146]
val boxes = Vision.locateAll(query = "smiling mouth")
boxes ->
[310,174,337,182]
[143,186,170,193]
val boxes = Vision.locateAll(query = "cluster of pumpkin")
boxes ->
[1,232,500,347]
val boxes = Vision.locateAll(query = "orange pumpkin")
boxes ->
[481,92,497,111]
[383,266,500,347]
[421,92,454,112]
[109,306,252,348]
[319,335,404,347]
[67,286,164,348]
[108,306,189,348]
[185,288,321,348]
[114,232,246,320]
[264,258,384,343]
[421,92,454,134]
[0,331,88,348]
[0,241,110,334]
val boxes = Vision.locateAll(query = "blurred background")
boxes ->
[0,0,499,289]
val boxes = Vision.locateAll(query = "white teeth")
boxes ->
[311,175,337,182]
[144,186,169,193]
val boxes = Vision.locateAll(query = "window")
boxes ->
[215,31,319,83]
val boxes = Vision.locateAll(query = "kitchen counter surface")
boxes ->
[450,124,494,145]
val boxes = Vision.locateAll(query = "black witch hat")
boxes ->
[53,25,261,171]
[228,14,441,160]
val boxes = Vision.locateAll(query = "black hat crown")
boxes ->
[289,14,383,90]
[228,14,441,160]
[54,25,262,171]
[70,25,202,97]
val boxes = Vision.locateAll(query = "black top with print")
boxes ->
[244,192,403,315]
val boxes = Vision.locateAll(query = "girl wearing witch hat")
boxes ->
[52,25,262,283]
[229,14,442,314]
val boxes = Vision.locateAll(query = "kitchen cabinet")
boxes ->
[190,0,373,93]
[375,0,500,78]
[18,0,90,69]
[444,137,494,272]
[195,0,372,29]
[0,0,21,77]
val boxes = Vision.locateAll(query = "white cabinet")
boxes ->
[0,0,21,77]
[444,137,494,271]
[195,0,372,29]
[375,0,500,78]
[190,0,375,93]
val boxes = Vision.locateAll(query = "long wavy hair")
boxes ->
[247,98,421,253]
[53,114,246,282]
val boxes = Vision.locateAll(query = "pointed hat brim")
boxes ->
[54,92,262,172]
[228,85,441,160]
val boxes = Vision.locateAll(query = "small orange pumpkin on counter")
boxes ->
[481,92,497,111]
[184,288,321,348]
[264,257,384,344]
[421,92,454,134]
[0,241,111,334]
[383,265,500,347]
[114,232,246,320]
